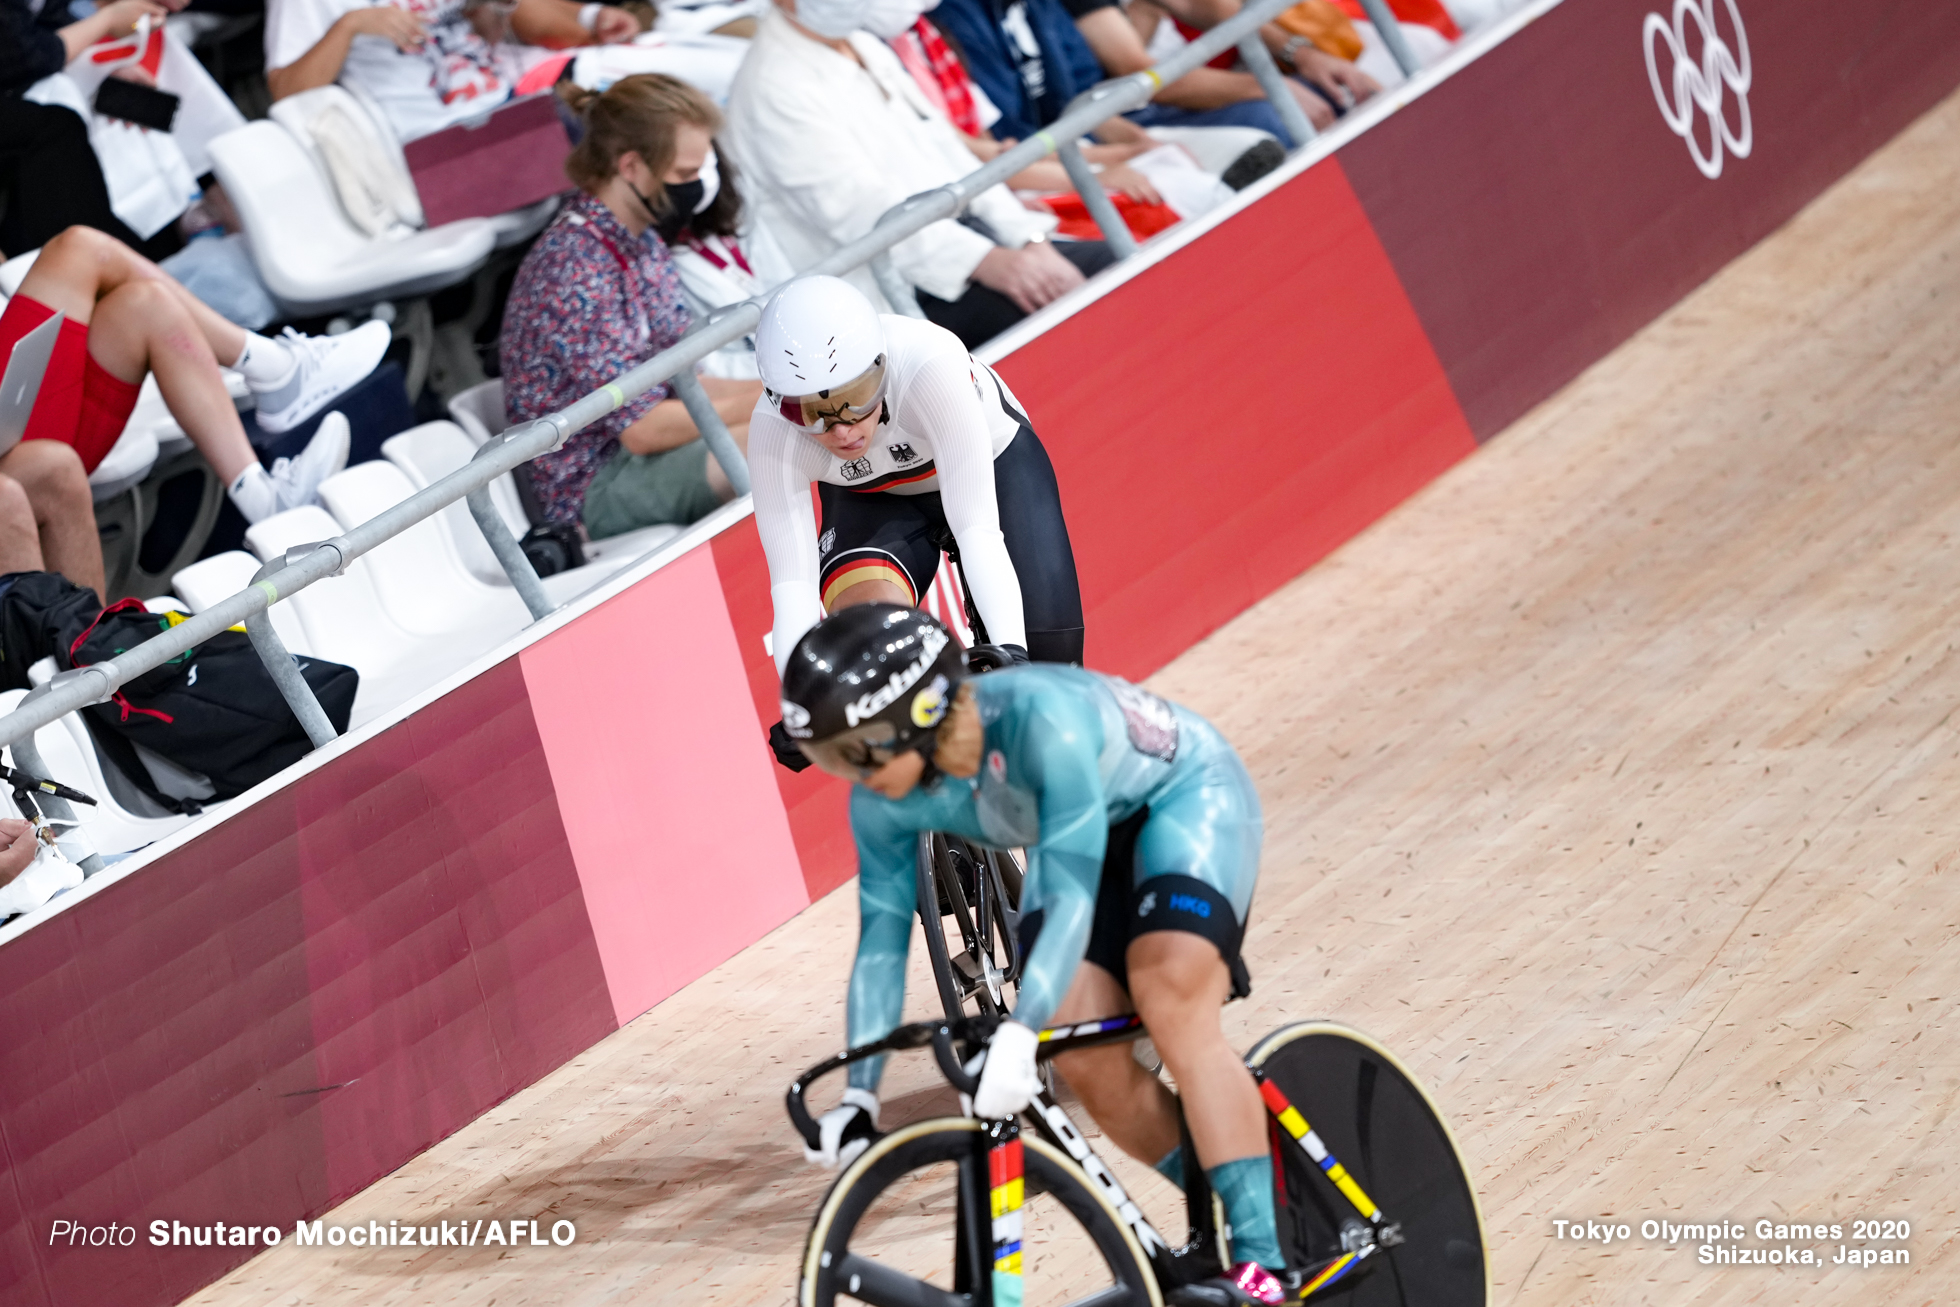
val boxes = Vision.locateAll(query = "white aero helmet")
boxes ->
[757,276,890,433]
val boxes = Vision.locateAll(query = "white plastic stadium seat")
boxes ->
[271,86,558,250]
[431,388,533,528]
[446,378,506,447]
[243,506,481,725]
[86,424,158,502]
[0,685,197,858]
[170,550,312,653]
[584,521,685,572]
[312,459,531,642]
[380,421,674,605]
[207,120,496,318]
[383,421,539,583]
[444,378,687,572]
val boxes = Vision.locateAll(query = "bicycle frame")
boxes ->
[916,833,1024,1020]
[787,1015,1406,1302]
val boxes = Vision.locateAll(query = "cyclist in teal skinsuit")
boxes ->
[780,604,1290,1305]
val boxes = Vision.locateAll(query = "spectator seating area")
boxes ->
[2,407,688,878]
[172,408,686,729]
[0,0,1514,912]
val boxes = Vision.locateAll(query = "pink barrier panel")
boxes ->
[519,547,806,1026]
[712,521,860,902]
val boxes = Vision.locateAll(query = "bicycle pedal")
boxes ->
[1166,1284,1237,1307]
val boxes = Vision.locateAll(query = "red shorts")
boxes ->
[0,293,141,475]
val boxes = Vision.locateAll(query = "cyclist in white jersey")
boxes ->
[750,276,1084,769]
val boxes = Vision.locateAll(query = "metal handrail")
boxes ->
[0,0,1414,772]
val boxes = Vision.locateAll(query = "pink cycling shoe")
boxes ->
[1229,1261,1289,1304]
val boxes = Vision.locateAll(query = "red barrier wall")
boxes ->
[0,660,615,1307]
[4,4,1957,1302]
[0,557,804,1307]
[993,158,1476,682]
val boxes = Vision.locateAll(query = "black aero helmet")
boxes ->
[781,605,965,778]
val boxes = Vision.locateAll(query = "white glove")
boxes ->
[805,1087,881,1168]
[972,1021,1043,1119]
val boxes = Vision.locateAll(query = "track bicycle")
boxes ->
[788,1014,1487,1306]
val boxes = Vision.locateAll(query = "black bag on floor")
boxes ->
[0,572,358,811]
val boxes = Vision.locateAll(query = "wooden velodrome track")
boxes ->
[189,92,1960,1307]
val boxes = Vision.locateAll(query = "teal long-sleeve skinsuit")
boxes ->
[842,663,1263,1091]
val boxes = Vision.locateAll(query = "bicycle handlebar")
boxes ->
[932,1022,983,1096]
[963,645,1019,674]
[785,1017,998,1148]
[784,1013,1151,1145]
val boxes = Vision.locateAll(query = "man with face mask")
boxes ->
[724,0,1117,349]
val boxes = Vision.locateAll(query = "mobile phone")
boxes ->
[94,78,181,133]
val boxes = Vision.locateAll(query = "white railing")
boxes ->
[0,0,1418,801]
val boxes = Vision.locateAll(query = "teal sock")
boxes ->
[1206,1156,1283,1270]
[1153,1145,1184,1184]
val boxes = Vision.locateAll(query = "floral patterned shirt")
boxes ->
[500,192,693,525]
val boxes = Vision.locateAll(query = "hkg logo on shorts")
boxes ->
[1644,0,1751,180]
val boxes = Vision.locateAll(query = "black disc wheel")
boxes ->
[800,1119,1161,1307]
[1245,1023,1487,1306]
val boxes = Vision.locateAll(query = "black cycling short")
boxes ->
[1020,808,1254,1002]
[815,416,1085,665]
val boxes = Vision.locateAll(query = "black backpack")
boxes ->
[0,572,358,812]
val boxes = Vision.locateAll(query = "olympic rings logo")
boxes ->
[1644,0,1752,179]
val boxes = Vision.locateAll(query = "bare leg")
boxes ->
[1127,932,1265,1168]
[1048,960,1185,1165]
[84,280,257,486]
[0,444,104,600]
[0,475,47,575]
[16,225,247,367]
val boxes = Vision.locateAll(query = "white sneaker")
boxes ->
[267,411,351,513]
[252,321,391,434]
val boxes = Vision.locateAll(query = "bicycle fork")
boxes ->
[987,1121,1024,1307]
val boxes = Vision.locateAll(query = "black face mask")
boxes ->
[655,178,706,244]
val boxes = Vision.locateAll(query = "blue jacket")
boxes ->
[930,0,1108,143]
